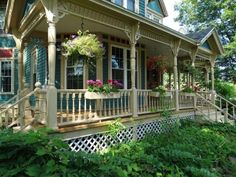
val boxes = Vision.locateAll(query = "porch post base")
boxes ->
[131,88,138,118]
[47,86,58,129]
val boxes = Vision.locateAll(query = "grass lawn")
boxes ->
[0,120,235,177]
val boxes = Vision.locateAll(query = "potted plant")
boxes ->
[62,30,104,63]
[150,85,172,97]
[181,87,195,96]
[85,80,123,99]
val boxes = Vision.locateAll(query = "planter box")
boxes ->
[150,91,172,97]
[85,92,121,100]
[181,92,195,97]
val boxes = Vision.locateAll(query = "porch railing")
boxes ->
[179,91,195,109]
[57,89,132,126]
[0,86,47,129]
[137,90,176,114]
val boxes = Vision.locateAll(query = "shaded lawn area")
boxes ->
[0,120,235,177]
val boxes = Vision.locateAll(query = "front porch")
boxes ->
[1,0,231,132]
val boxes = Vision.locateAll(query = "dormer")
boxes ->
[145,0,168,24]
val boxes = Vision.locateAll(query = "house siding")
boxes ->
[0,35,18,103]
[139,0,145,16]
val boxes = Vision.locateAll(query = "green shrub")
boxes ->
[0,121,235,176]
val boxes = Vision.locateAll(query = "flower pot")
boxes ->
[150,91,172,97]
[85,92,121,100]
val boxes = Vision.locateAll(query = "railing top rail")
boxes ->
[0,95,18,109]
[216,93,236,107]
[58,89,132,93]
[0,90,36,115]
[196,93,224,113]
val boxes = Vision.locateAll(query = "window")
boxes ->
[113,0,136,12]
[127,0,134,11]
[111,46,138,89]
[115,0,123,6]
[112,46,124,82]
[0,0,7,31]
[0,60,13,93]
[66,55,84,89]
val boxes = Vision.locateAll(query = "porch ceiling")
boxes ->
[35,14,191,65]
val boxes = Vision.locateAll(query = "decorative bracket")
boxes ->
[125,22,141,45]
[170,39,181,56]
[190,47,198,66]
[41,0,67,24]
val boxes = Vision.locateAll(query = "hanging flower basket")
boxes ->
[62,30,104,62]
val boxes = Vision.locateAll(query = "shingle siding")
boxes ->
[139,0,145,16]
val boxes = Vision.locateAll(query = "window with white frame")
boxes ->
[113,0,136,12]
[111,46,138,89]
[112,46,124,83]
[66,56,84,89]
[0,60,13,93]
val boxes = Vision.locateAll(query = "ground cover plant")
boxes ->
[0,120,235,177]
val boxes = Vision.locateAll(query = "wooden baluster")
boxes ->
[120,92,123,114]
[66,93,69,120]
[72,93,75,122]
[108,99,111,116]
[124,92,127,113]
[117,97,120,115]
[104,99,107,117]
[225,102,229,123]
[128,91,131,113]
[60,93,63,123]
[113,98,115,116]
[99,100,103,117]
[78,93,82,120]
[89,100,92,119]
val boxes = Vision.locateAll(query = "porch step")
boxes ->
[196,108,235,125]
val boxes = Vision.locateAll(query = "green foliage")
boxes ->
[175,0,236,82]
[0,121,235,176]
[107,118,126,138]
[182,87,193,93]
[215,80,236,99]
[152,85,167,96]
[62,30,104,61]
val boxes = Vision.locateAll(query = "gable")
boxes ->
[201,41,211,50]
[147,0,163,15]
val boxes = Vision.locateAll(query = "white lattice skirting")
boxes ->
[67,112,195,153]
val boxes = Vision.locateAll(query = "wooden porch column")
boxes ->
[42,0,62,129]
[168,72,171,89]
[210,55,217,104]
[125,23,141,117]
[210,61,215,91]
[205,67,210,88]
[171,39,181,111]
[190,48,198,88]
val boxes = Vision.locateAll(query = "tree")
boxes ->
[175,0,236,82]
